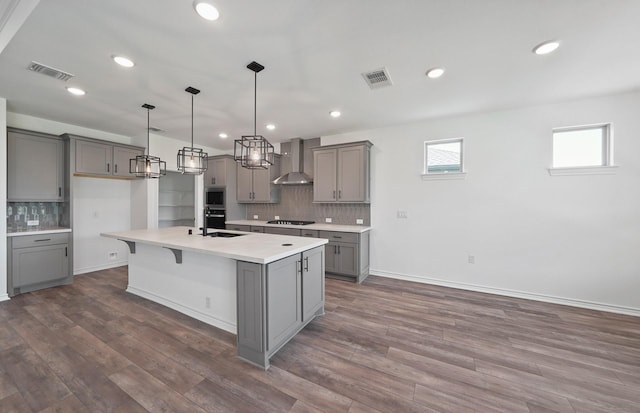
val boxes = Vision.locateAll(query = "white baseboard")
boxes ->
[74,260,128,275]
[0,294,10,302]
[369,269,640,317]
[126,286,236,334]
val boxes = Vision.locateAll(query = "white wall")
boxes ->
[0,98,8,301]
[323,90,640,315]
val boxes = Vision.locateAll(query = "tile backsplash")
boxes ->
[6,202,65,232]
[246,186,370,226]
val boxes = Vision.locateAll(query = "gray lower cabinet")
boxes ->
[7,128,65,201]
[320,230,370,283]
[236,246,324,369]
[7,233,72,296]
[264,227,301,236]
[227,224,250,232]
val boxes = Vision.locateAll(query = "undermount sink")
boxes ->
[206,232,246,238]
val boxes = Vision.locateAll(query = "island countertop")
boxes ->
[101,226,328,264]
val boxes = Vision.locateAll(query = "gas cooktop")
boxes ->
[267,220,315,225]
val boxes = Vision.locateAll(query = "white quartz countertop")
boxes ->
[7,227,72,237]
[226,220,372,233]
[101,226,328,265]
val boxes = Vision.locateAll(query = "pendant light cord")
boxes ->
[191,93,194,147]
[254,71,257,137]
[146,107,150,156]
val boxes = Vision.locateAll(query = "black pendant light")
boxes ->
[130,103,167,179]
[177,86,208,174]
[234,61,274,169]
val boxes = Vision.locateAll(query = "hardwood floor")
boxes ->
[1,267,639,412]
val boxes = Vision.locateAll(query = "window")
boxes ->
[424,138,464,176]
[552,124,612,168]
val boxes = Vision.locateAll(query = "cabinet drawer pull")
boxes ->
[35,238,51,242]
[333,235,342,239]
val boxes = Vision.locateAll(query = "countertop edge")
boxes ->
[226,220,372,233]
[7,228,72,237]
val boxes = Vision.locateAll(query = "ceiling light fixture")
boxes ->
[426,67,445,79]
[234,61,274,169]
[533,40,560,55]
[130,104,166,179]
[177,87,208,175]
[112,55,134,68]
[330,110,341,118]
[219,133,228,139]
[66,86,85,96]
[193,1,220,21]
[266,123,276,131]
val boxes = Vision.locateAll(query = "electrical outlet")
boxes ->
[108,251,118,260]
[275,215,280,220]
[356,219,364,225]
[397,210,408,219]
[27,220,39,226]
[253,215,259,220]
[325,218,332,223]
[205,297,211,309]
[468,255,475,264]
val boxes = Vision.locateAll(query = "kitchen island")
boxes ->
[101,226,327,369]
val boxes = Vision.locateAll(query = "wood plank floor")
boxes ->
[1,266,639,412]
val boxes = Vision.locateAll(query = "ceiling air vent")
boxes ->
[149,127,164,132]
[27,61,74,81]
[361,67,393,89]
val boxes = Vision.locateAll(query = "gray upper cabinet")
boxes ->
[313,141,372,203]
[7,129,65,202]
[113,146,143,177]
[67,134,144,179]
[236,155,281,203]
[204,156,230,187]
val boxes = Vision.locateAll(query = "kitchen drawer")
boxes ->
[227,224,250,232]
[250,226,265,233]
[11,233,70,248]
[318,231,359,244]
[265,227,301,236]
[301,229,319,238]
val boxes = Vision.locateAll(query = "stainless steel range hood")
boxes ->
[273,138,313,185]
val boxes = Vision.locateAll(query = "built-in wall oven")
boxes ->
[205,187,225,209]
[205,208,226,229]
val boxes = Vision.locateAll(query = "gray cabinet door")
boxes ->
[302,247,324,323]
[236,163,253,202]
[76,139,113,175]
[113,146,143,177]
[337,145,366,202]
[266,254,301,352]
[7,131,64,201]
[324,242,340,274]
[237,261,264,355]
[252,167,271,202]
[205,157,227,186]
[264,227,301,236]
[12,243,69,287]
[313,148,337,202]
[335,242,359,276]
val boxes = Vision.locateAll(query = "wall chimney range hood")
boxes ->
[272,138,313,185]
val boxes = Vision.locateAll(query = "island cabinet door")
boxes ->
[266,254,302,352]
[302,246,324,323]
[237,262,265,357]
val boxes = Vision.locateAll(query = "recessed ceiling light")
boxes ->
[330,110,341,118]
[193,1,220,21]
[266,124,276,131]
[426,67,445,79]
[66,87,86,96]
[533,40,560,55]
[218,133,228,139]
[112,55,135,68]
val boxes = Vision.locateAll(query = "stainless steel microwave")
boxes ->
[205,187,225,208]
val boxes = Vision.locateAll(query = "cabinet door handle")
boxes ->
[337,245,341,254]
[107,163,110,173]
[58,187,62,197]
[115,164,118,173]
[297,260,302,274]
[334,245,337,254]
[338,190,342,199]
[333,190,336,199]
[35,238,51,242]
[213,177,216,185]
[65,247,68,257]
[304,256,309,272]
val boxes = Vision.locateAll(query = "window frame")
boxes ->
[549,123,617,176]
[422,137,466,180]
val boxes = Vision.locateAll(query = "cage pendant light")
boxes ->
[177,86,208,174]
[234,61,274,169]
[130,103,167,179]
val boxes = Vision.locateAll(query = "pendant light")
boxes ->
[234,61,274,169]
[130,103,167,179]
[177,86,208,174]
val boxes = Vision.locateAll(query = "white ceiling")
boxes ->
[1,0,639,150]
